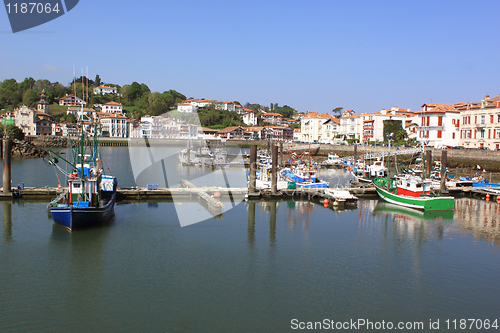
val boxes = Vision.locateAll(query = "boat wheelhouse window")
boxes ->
[73,183,81,188]
[416,184,422,188]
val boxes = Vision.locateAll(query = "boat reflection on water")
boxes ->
[372,201,455,221]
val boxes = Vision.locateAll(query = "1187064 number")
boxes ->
[5,3,60,14]
[446,319,498,330]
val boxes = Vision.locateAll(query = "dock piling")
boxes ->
[249,145,257,193]
[271,144,278,194]
[440,150,447,192]
[3,138,12,194]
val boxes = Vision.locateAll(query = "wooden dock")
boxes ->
[1,185,499,202]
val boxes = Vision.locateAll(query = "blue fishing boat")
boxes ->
[280,165,329,188]
[46,115,117,230]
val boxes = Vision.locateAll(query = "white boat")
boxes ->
[250,165,289,190]
[322,153,342,166]
[324,188,358,204]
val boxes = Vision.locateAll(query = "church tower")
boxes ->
[37,89,50,114]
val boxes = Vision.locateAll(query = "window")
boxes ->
[452,133,455,139]
[437,130,442,138]
[438,117,443,126]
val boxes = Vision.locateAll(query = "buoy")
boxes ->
[214,191,221,198]
[58,184,61,189]
[497,196,500,203]
[324,202,329,208]
[486,194,490,201]
[324,199,329,205]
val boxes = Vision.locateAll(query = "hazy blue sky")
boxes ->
[1,0,499,114]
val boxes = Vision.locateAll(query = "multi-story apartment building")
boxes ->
[360,107,414,143]
[300,111,339,143]
[416,103,460,147]
[97,112,128,138]
[458,95,500,150]
[338,114,361,141]
[261,112,285,126]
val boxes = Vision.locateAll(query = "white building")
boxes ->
[101,101,123,114]
[415,103,460,147]
[241,110,257,126]
[140,116,164,138]
[97,112,128,138]
[59,94,87,106]
[360,107,414,143]
[339,114,361,141]
[300,111,340,143]
[93,85,118,95]
[14,105,37,136]
[215,101,236,112]
[458,95,500,150]
[67,107,95,119]
[177,103,197,113]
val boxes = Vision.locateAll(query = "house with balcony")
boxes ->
[97,112,128,138]
[140,115,164,138]
[93,86,118,95]
[415,103,460,147]
[177,103,197,113]
[338,114,361,141]
[260,126,294,141]
[215,101,236,112]
[300,111,340,143]
[261,113,285,126]
[217,126,245,139]
[67,107,95,118]
[458,94,500,150]
[59,94,87,106]
[101,101,123,114]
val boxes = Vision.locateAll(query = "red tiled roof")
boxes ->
[103,101,122,106]
[416,103,459,114]
[261,113,284,117]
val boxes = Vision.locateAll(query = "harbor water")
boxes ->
[1,148,500,332]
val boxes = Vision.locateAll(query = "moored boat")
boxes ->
[280,165,329,188]
[46,104,117,230]
[373,176,455,211]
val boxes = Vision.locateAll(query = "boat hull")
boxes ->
[50,192,116,230]
[373,182,454,211]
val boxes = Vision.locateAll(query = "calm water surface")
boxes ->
[1,150,500,332]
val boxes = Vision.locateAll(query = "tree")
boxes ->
[332,107,343,117]
[94,74,101,87]
[22,89,39,107]
[3,125,25,140]
[383,119,404,143]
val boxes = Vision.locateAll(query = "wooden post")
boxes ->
[425,150,432,178]
[3,138,12,194]
[270,200,276,245]
[353,144,357,165]
[249,145,257,193]
[247,200,255,246]
[440,150,447,191]
[3,201,12,241]
[271,144,278,193]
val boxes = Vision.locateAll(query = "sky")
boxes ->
[1,0,499,114]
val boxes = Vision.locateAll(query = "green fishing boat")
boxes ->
[373,176,455,211]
